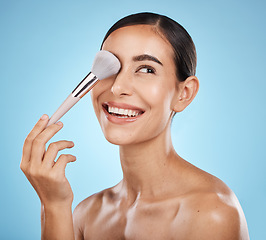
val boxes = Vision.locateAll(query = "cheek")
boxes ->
[90,88,100,117]
[136,80,175,136]
[90,79,112,113]
[91,79,108,99]
[138,79,174,112]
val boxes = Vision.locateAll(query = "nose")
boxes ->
[111,69,133,97]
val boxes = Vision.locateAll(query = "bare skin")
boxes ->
[74,161,247,240]
[21,25,249,239]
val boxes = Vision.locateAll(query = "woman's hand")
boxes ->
[20,114,76,207]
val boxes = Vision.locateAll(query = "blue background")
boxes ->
[1,0,265,239]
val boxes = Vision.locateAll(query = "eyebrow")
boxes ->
[133,54,163,66]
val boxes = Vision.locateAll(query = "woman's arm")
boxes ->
[20,114,76,240]
[41,203,74,240]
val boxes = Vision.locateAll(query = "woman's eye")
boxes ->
[136,66,156,74]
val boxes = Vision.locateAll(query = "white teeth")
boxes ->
[109,106,114,113]
[107,105,142,117]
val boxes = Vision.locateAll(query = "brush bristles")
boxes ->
[91,50,121,80]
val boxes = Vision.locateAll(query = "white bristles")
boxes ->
[91,50,121,80]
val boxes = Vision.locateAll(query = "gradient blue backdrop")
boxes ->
[1,0,265,239]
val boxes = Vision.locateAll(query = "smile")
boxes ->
[102,102,145,123]
[108,105,143,118]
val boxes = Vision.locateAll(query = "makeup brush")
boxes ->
[46,50,120,127]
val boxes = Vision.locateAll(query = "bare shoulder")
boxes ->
[178,170,249,240]
[73,185,118,239]
[73,191,103,223]
[73,191,102,239]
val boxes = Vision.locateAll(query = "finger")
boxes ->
[42,141,75,168]
[31,122,63,166]
[53,154,76,175]
[21,114,49,167]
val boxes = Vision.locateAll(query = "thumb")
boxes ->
[53,154,76,175]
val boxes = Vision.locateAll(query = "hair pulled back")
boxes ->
[101,12,197,82]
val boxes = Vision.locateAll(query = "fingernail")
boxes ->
[56,121,63,126]
[40,114,48,120]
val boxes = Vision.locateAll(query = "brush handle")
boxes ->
[46,93,80,127]
[46,72,100,127]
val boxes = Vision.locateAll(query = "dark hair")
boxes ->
[101,12,197,82]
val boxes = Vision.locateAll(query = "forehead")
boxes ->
[102,25,174,64]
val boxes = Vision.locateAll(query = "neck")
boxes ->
[119,123,181,202]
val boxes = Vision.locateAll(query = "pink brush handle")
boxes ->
[46,94,80,127]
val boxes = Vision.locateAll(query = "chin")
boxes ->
[102,130,138,146]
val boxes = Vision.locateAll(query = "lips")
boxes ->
[102,102,145,124]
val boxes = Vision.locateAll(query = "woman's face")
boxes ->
[91,25,180,145]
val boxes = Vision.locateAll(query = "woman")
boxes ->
[20,12,249,239]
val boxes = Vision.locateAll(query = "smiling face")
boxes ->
[91,25,181,145]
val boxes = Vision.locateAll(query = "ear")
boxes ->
[173,76,199,113]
